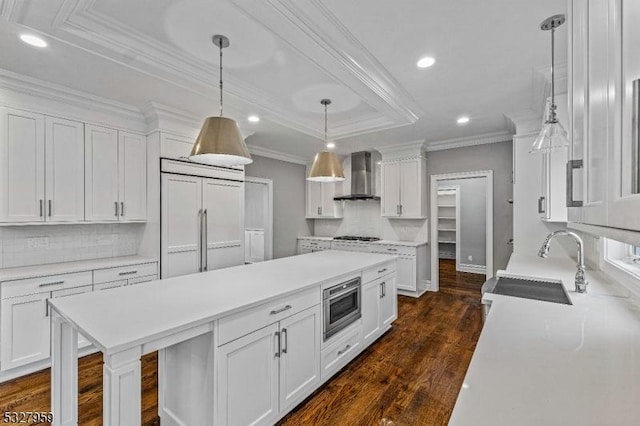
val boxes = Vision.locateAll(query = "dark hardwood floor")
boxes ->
[0,259,484,426]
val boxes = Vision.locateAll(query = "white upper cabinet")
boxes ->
[569,0,640,231]
[85,124,119,221]
[607,0,640,230]
[0,109,85,223]
[85,125,147,222]
[0,107,45,222]
[45,116,85,222]
[381,157,427,219]
[305,180,343,219]
[118,131,147,221]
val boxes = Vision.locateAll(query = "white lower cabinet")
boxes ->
[0,293,50,371]
[362,275,397,347]
[216,305,321,426]
[0,260,157,380]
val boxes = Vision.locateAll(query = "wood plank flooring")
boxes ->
[0,259,485,425]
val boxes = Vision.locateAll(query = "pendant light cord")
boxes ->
[549,26,556,123]
[324,102,328,143]
[219,38,224,117]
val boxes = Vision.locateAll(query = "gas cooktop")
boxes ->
[333,236,381,242]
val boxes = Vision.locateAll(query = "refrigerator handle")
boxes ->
[203,209,208,271]
[197,209,203,272]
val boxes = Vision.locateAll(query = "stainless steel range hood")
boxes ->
[334,151,380,200]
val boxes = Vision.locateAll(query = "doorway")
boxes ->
[244,177,273,263]
[430,171,493,292]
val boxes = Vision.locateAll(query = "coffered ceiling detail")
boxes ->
[6,0,422,140]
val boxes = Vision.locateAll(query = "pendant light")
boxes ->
[308,99,345,182]
[190,35,252,166]
[530,14,569,153]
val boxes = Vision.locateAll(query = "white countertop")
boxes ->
[0,255,158,282]
[297,236,427,247]
[49,251,395,355]
[450,253,640,425]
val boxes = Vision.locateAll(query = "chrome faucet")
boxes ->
[538,230,588,293]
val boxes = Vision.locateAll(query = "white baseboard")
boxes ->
[457,263,487,275]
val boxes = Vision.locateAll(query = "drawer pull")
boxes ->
[270,305,292,315]
[118,270,138,276]
[39,281,65,288]
[387,248,397,252]
[378,268,387,273]
[337,344,351,356]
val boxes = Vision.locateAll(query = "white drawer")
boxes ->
[128,275,157,286]
[300,240,332,250]
[218,287,321,346]
[1,271,93,299]
[93,262,157,284]
[370,245,415,257]
[321,325,362,379]
[93,280,127,291]
[362,260,397,284]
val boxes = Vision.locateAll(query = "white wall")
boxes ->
[244,155,312,258]
[427,140,514,275]
[439,177,487,267]
[0,223,144,269]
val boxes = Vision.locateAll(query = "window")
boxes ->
[603,239,640,295]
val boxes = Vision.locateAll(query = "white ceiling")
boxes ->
[0,0,567,160]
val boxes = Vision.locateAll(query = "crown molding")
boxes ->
[28,0,419,140]
[141,101,254,140]
[0,68,146,131]
[376,140,425,158]
[504,109,542,135]
[425,131,513,152]
[247,145,309,165]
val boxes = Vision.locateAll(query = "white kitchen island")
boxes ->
[48,250,397,426]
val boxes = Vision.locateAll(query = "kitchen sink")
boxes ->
[484,276,572,305]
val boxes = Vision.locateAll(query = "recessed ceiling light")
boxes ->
[417,56,435,68]
[326,142,336,149]
[20,34,47,48]
[457,116,470,124]
[248,115,260,123]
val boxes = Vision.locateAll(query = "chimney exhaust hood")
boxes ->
[334,151,380,201]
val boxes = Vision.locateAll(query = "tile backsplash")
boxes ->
[313,200,428,242]
[0,224,145,269]
[314,201,382,237]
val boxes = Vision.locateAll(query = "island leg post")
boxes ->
[104,347,142,426]
[51,312,78,426]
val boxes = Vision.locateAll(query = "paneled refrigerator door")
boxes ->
[202,178,244,271]
[161,174,203,278]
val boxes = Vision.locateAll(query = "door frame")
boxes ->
[245,176,274,261]
[429,170,493,292]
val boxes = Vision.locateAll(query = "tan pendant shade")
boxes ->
[308,151,345,182]
[189,116,252,166]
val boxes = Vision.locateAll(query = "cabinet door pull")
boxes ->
[118,270,138,276]
[270,305,292,315]
[48,200,52,217]
[378,268,387,274]
[281,328,288,354]
[537,196,546,214]
[39,281,65,288]
[400,204,403,215]
[317,206,320,215]
[380,282,384,298]
[275,331,281,358]
[115,201,119,217]
[120,201,124,217]
[39,199,43,217]
[388,248,397,252]
[197,209,203,272]
[566,160,584,207]
[396,204,400,215]
[203,209,208,271]
[320,206,323,215]
[45,299,49,317]
[337,344,351,356]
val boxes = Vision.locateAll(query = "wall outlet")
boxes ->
[27,237,49,249]
[468,255,473,262]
